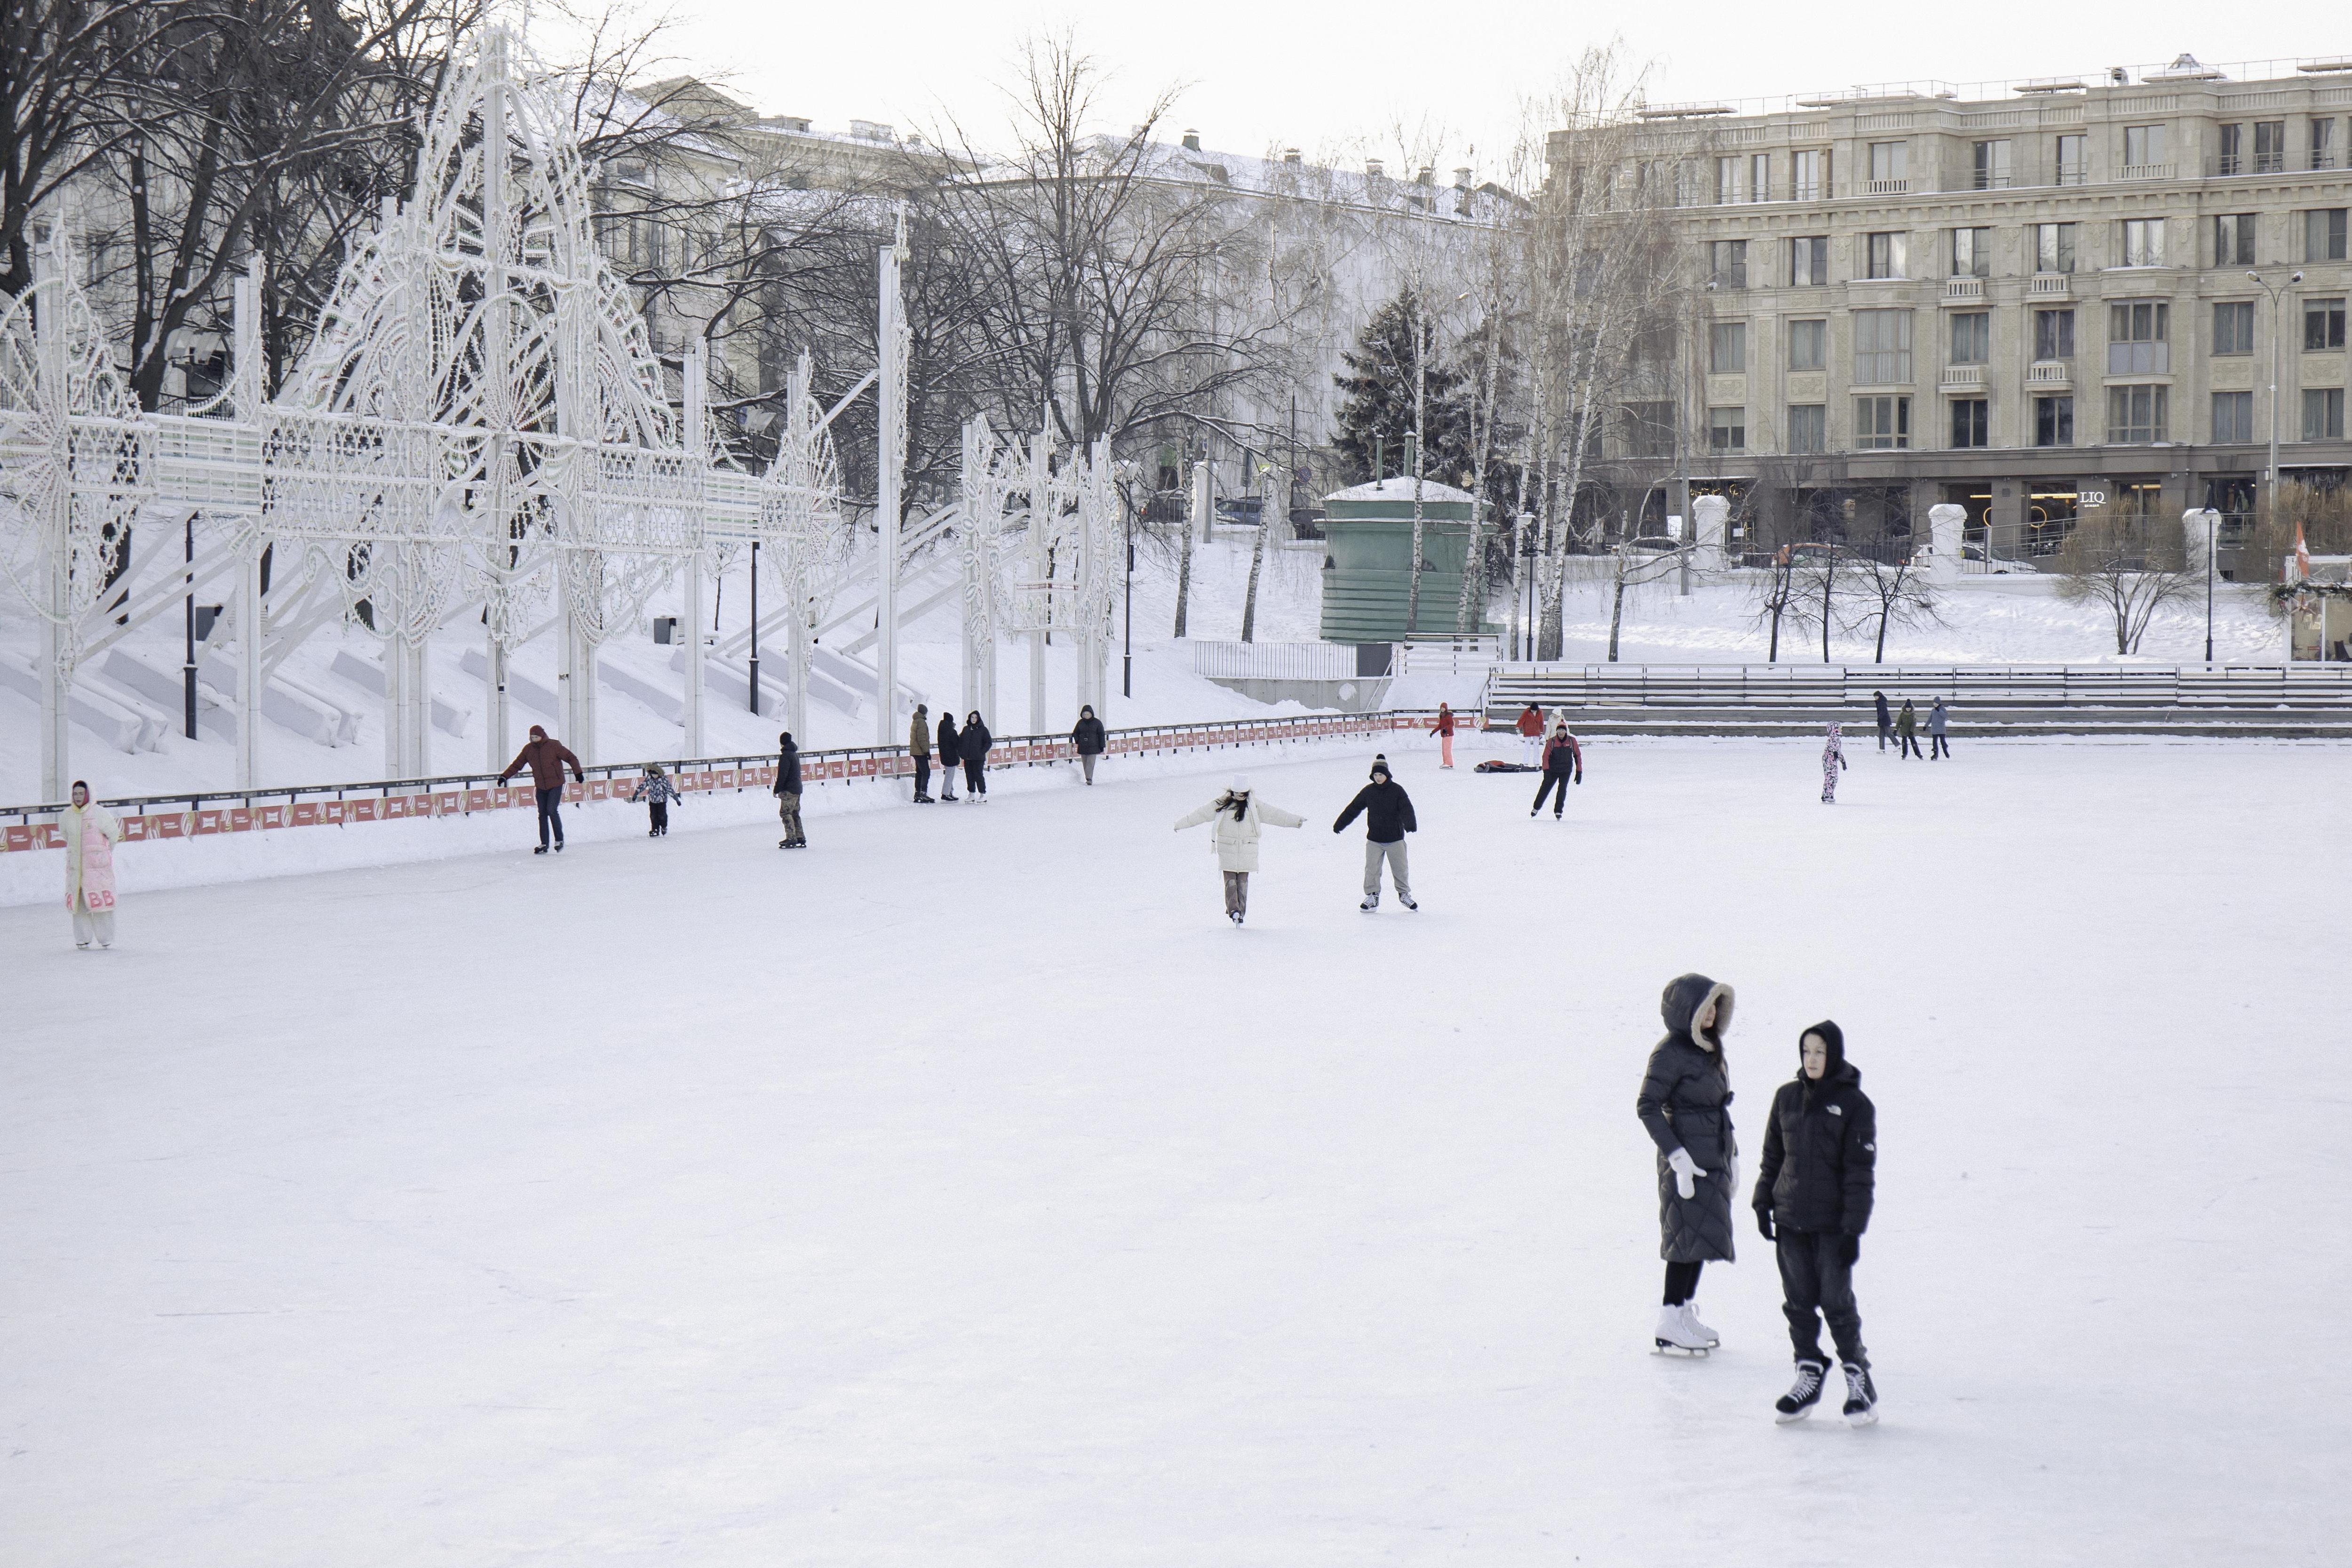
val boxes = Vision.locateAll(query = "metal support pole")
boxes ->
[183,515,198,738]
[874,230,906,743]
[748,541,761,714]
[1122,486,1133,698]
[1029,421,1049,732]
[487,629,507,773]
[237,541,263,790]
[35,238,70,800]
[683,338,707,756]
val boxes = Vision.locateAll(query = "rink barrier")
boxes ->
[0,709,1473,853]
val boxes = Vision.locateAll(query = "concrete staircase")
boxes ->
[1482,664,2352,740]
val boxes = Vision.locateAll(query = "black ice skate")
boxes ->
[1840,1362,1879,1427]
[1775,1360,1829,1423]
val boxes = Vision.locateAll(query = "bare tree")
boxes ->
[1751,545,1801,662]
[1842,549,1945,663]
[2054,513,2200,654]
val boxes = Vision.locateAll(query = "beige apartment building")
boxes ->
[1624,55,2352,563]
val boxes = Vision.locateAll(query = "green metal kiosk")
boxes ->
[1317,477,1489,644]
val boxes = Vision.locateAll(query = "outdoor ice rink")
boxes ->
[5,735,2346,1566]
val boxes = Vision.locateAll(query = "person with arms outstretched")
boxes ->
[500,725,585,854]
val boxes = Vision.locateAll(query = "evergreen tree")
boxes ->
[1332,290,1473,487]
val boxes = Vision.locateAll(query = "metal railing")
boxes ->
[1191,641,1361,681]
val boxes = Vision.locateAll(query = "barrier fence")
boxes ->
[1,710,1468,854]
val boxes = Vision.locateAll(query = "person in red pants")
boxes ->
[1430,702,1457,768]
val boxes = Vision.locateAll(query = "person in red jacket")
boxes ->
[498,724,585,854]
[1514,702,1544,767]
[1531,724,1582,819]
[1429,702,1457,768]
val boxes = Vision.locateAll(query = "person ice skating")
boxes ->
[629,763,681,836]
[1531,724,1582,818]
[936,710,960,800]
[499,724,585,854]
[1174,775,1303,926]
[910,704,934,802]
[1430,703,1457,769]
[1894,699,1922,760]
[1754,1021,1879,1426]
[62,781,123,949]
[1637,973,1740,1355]
[1515,702,1545,767]
[1821,722,1848,803]
[1334,757,1418,911]
[960,711,993,799]
[1927,699,1950,760]
[1072,704,1106,784]
[772,731,806,847]
[1874,690,1892,752]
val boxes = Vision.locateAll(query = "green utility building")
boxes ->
[1317,477,1491,644]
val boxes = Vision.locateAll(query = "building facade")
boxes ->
[1631,56,2352,564]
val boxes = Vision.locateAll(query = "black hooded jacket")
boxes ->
[1333,773,1416,842]
[772,738,803,795]
[1752,1020,1876,1236]
[1072,712,1106,755]
[961,718,993,761]
[937,713,960,765]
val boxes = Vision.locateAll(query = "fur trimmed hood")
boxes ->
[1661,973,1734,1056]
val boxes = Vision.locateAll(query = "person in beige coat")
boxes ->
[1173,774,1303,926]
[62,781,124,949]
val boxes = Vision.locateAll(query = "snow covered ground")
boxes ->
[5,730,2345,1566]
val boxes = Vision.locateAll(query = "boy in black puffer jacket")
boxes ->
[1753,1019,1879,1426]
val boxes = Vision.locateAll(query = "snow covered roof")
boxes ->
[1324,476,1479,505]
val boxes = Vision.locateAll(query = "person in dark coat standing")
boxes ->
[1333,757,1417,911]
[1893,699,1922,759]
[772,731,806,848]
[1637,973,1739,1354]
[1072,705,1107,784]
[1753,1020,1879,1425]
[1531,724,1582,818]
[499,724,585,854]
[909,704,934,802]
[1873,691,1892,752]
[935,710,960,800]
[960,711,993,799]
[1927,698,1951,760]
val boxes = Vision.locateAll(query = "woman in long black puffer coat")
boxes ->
[1636,972,1739,1354]
[935,710,960,800]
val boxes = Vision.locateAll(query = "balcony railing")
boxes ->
[2027,360,2074,384]
[1940,364,1988,388]
[1944,277,1986,301]
[2027,273,2072,299]
[1861,177,1911,196]
[2207,150,2343,177]
[2119,163,2173,181]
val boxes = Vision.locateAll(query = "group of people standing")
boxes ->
[1637,973,1881,1425]
[906,705,999,803]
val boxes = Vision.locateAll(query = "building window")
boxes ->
[2217,122,2245,176]
[1972,140,2012,190]
[1855,395,1910,449]
[2255,120,2287,174]
[2307,209,2350,262]
[2306,298,2347,351]
[1710,320,1747,373]
[1950,398,1989,448]
[2034,308,2075,362]
[2215,214,2257,267]
[1867,141,1907,183]
[2304,388,2347,441]
[2121,218,2166,268]
[1950,312,1989,364]
[1624,402,1675,459]
[1710,239,1748,288]
[2214,301,2256,356]
[1749,154,1770,201]
[1951,227,1992,278]
[2034,395,2074,447]
[1865,231,1907,279]
[2107,384,2168,443]
[2213,391,2254,443]
[1853,309,1913,384]
[1791,149,1825,201]
[2033,222,2076,274]
[1786,404,1827,453]
[1708,407,1746,452]
[2056,134,2088,184]
[2314,119,2340,173]
[1787,318,1827,371]
[2122,124,2168,170]
[2108,301,2169,374]
[1715,157,1740,204]
[1789,235,1829,285]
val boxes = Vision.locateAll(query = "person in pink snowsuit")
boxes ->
[1821,724,1848,804]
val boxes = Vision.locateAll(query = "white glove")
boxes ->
[1667,1147,1703,1200]
[1725,1153,1739,1197]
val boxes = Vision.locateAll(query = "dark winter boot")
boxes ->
[1840,1362,1879,1427]
[1775,1360,1829,1424]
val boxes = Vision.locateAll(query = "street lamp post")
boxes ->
[2186,507,2221,663]
[2248,269,2303,536]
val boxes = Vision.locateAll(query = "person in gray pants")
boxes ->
[1332,757,1417,911]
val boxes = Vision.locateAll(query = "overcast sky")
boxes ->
[632,0,2339,178]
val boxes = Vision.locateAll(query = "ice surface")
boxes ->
[4,732,2345,1565]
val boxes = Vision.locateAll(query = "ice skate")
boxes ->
[1359,897,1378,912]
[1840,1363,1879,1426]
[533,845,548,855]
[1399,895,1417,911]
[1652,1304,1711,1357]
[1774,1360,1828,1423]
[1683,1302,1721,1347]
[1229,911,1243,927]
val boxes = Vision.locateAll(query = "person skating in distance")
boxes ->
[1754,1021,1879,1427]
[1333,757,1417,911]
[1174,775,1303,927]
[772,731,806,848]
[629,762,681,836]
[1515,701,1545,767]
[1637,974,1740,1355]
[62,780,123,949]
[1072,704,1106,784]
[1821,722,1848,804]
[499,724,585,854]
[1531,723,1582,818]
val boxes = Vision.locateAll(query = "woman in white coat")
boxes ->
[1174,774,1303,926]
[62,780,123,949]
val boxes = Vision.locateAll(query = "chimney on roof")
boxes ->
[849,119,894,142]
[1181,128,1201,151]
[1366,157,1385,179]
[1282,146,1302,165]
[1453,166,1472,189]
[1415,164,1435,185]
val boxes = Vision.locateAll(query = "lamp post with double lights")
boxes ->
[2248,270,2303,536]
